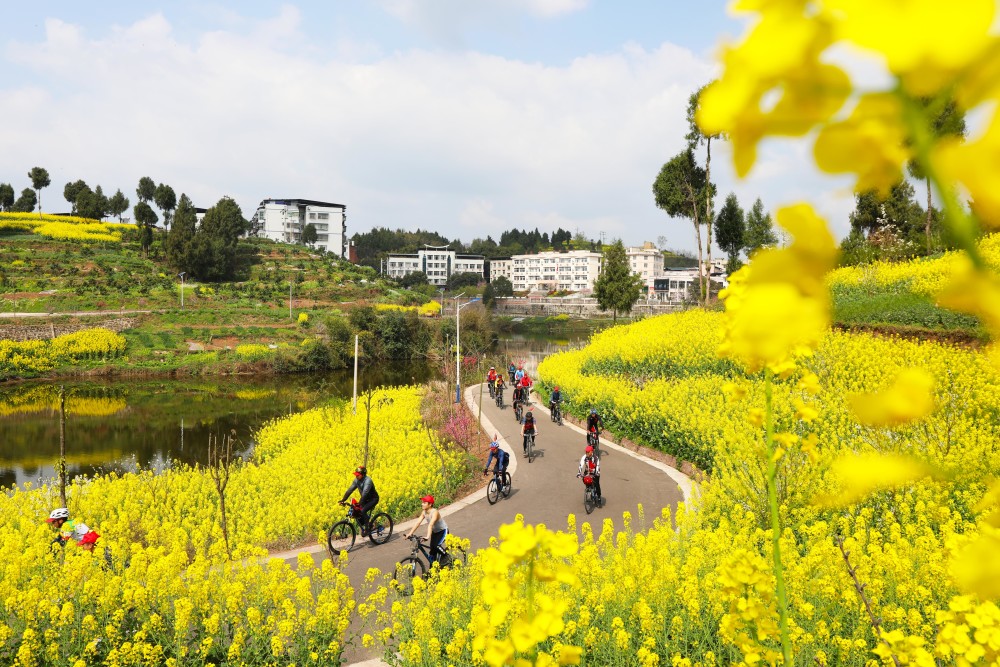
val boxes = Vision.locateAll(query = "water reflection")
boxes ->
[0,361,436,488]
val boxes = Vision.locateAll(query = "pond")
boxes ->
[0,327,595,488]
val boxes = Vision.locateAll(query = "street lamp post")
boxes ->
[455,293,481,403]
[178,272,186,309]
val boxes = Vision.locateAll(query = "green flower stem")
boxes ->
[765,370,793,665]
[897,88,983,268]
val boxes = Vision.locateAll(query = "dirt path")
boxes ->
[268,383,691,666]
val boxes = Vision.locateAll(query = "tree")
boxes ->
[133,202,158,256]
[446,271,481,290]
[849,181,923,240]
[302,222,318,246]
[75,185,109,220]
[166,194,197,270]
[28,167,50,216]
[0,183,14,211]
[136,177,156,205]
[153,183,177,229]
[63,180,88,214]
[491,275,513,298]
[687,84,723,295]
[13,188,37,213]
[653,148,713,304]
[907,97,966,252]
[714,193,746,274]
[107,189,130,222]
[593,240,644,322]
[186,196,247,281]
[398,271,429,288]
[743,198,778,257]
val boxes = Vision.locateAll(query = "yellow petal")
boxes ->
[816,453,930,507]
[849,368,936,427]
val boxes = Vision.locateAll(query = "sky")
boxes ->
[0,0,863,255]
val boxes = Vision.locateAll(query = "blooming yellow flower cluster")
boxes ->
[375,301,443,317]
[0,328,127,379]
[234,343,273,362]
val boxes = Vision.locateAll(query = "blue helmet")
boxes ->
[590,409,597,415]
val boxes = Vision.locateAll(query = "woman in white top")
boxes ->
[404,494,448,564]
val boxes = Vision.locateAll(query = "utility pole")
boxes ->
[289,281,293,320]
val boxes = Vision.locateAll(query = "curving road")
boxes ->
[276,383,690,665]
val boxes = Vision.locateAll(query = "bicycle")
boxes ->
[513,400,523,422]
[577,473,600,515]
[488,380,495,399]
[494,385,504,408]
[550,401,562,425]
[393,535,467,596]
[485,465,512,504]
[326,499,394,557]
[587,426,601,460]
[524,431,535,463]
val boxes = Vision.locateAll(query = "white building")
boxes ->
[489,258,513,284]
[510,250,603,293]
[386,246,485,286]
[250,198,347,257]
[626,242,666,292]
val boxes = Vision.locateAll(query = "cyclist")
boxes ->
[487,366,498,397]
[339,465,380,536]
[73,524,101,552]
[521,408,538,455]
[586,408,603,442]
[579,445,602,502]
[514,364,526,386]
[45,507,79,546]
[508,362,517,385]
[518,373,532,402]
[549,385,562,413]
[483,435,510,478]
[403,494,448,565]
[493,374,506,402]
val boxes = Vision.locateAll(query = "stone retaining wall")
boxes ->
[0,317,137,342]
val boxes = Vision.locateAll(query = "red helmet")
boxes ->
[554,386,560,391]
[585,445,594,453]
[78,531,100,546]
[420,495,435,505]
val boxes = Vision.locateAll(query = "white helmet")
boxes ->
[47,508,70,522]
[72,523,91,540]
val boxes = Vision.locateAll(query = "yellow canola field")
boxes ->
[0,328,128,379]
[380,313,1000,666]
[0,212,131,243]
[826,233,1000,297]
[0,386,468,666]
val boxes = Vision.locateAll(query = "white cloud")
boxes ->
[0,8,860,255]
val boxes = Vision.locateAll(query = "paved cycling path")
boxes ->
[274,384,690,666]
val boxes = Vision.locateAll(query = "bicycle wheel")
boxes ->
[501,472,512,497]
[527,435,534,463]
[584,488,595,514]
[442,546,467,569]
[393,557,426,596]
[487,478,500,505]
[327,520,356,557]
[367,512,394,545]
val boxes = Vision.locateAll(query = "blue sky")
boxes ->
[0,1,857,253]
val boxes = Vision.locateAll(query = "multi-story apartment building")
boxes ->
[627,242,666,292]
[250,198,347,257]
[510,250,603,293]
[489,258,513,284]
[385,246,485,286]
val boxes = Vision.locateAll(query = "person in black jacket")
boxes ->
[339,465,380,535]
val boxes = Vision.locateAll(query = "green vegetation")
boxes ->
[0,228,496,380]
